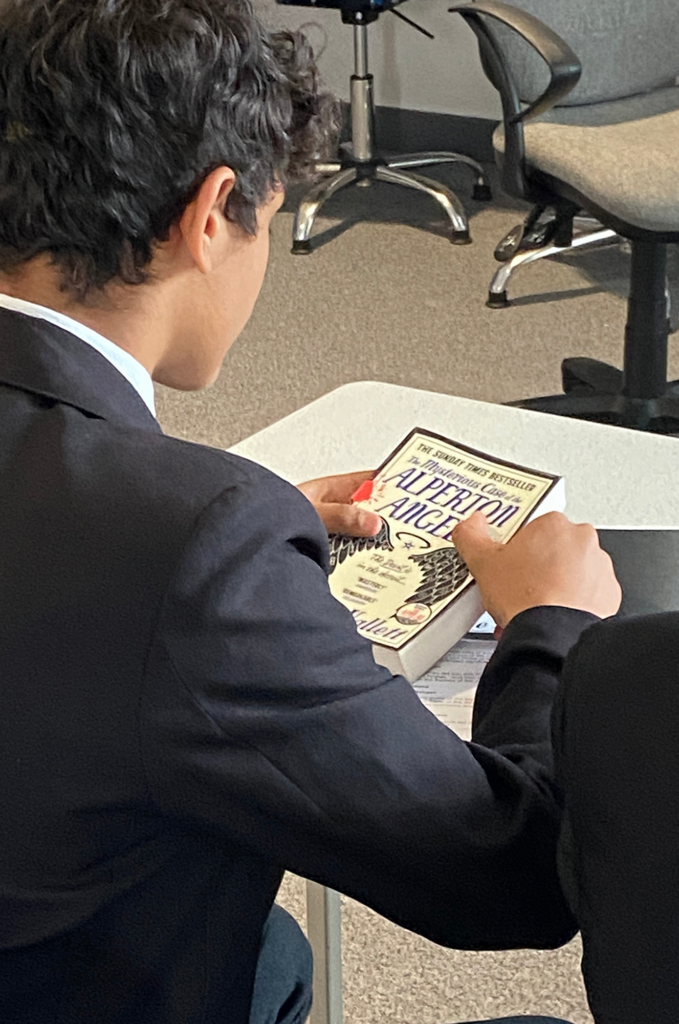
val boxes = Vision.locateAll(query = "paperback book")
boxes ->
[327,427,565,682]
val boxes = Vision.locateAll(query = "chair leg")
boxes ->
[510,389,679,433]
[373,164,470,242]
[561,357,623,396]
[291,167,358,254]
[486,227,621,308]
[386,151,491,200]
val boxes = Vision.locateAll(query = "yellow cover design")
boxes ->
[328,428,558,651]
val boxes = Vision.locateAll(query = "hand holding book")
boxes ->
[452,511,622,627]
[298,427,622,681]
[297,470,381,537]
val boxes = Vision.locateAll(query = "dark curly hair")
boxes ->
[0,0,339,299]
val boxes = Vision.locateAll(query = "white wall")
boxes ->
[256,0,502,118]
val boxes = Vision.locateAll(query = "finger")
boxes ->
[343,469,375,493]
[522,510,570,538]
[320,503,382,537]
[573,520,600,545]
[298,471,375,505]
[322,470,376,503]
[452,513,504,576]
[451,511,497,566]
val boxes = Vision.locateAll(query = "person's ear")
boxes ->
[178,166,237,274]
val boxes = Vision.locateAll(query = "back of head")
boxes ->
[0,0,336,300]
[482,0,679,107]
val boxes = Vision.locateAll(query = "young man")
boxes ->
[0,2,621,1023]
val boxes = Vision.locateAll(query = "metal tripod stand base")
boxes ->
[291,151,491,253]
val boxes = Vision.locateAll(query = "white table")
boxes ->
[232,381,679,1024]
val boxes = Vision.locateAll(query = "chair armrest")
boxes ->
[450,0,580,123]
[448,0,581,199]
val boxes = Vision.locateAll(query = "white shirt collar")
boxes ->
[0,293,156,416]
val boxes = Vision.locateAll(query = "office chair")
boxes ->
[471,0,670,311]
[277,0,493,253]
[450,0,679,432]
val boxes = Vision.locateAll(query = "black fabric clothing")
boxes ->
[0,308,594,1024]
[554,612,679,1024]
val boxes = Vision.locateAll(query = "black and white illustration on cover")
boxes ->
[328,519,470,626]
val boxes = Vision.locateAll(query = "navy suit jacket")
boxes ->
[0,309,595,1024]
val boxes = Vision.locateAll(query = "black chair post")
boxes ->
[623,240,668,401]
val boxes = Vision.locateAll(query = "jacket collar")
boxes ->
[0,307,162,433]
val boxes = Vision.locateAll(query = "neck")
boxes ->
[0,259,168,378]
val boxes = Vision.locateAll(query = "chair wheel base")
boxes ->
[291,239,311,255]
[451,230,471,245]
[472,183,492,202]
[509,365,679,434]
[486,290,509,309]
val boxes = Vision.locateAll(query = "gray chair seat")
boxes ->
[494,84,679,232]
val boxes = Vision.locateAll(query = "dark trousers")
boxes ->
[249,905,313,1024]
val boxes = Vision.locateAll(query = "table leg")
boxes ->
[306,881,343,1024]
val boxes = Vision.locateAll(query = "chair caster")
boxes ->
[473,182,492,202]
[291,239,311,255]
[451,229,471,245]
[486,289,509,308]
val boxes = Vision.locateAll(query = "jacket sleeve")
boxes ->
[141,464,597,951]
[552,612,679,1023]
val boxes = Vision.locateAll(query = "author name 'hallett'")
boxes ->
[349,609,408,641]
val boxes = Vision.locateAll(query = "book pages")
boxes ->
[327,428,558,654]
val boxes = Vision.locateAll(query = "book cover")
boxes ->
[327,427,564,681]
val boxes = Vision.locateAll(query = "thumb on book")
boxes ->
[321,503,382,538]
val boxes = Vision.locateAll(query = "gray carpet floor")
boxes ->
[155,165,679,1024]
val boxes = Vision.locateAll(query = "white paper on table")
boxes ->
[468,611,496,635]
[412,638,497,741]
